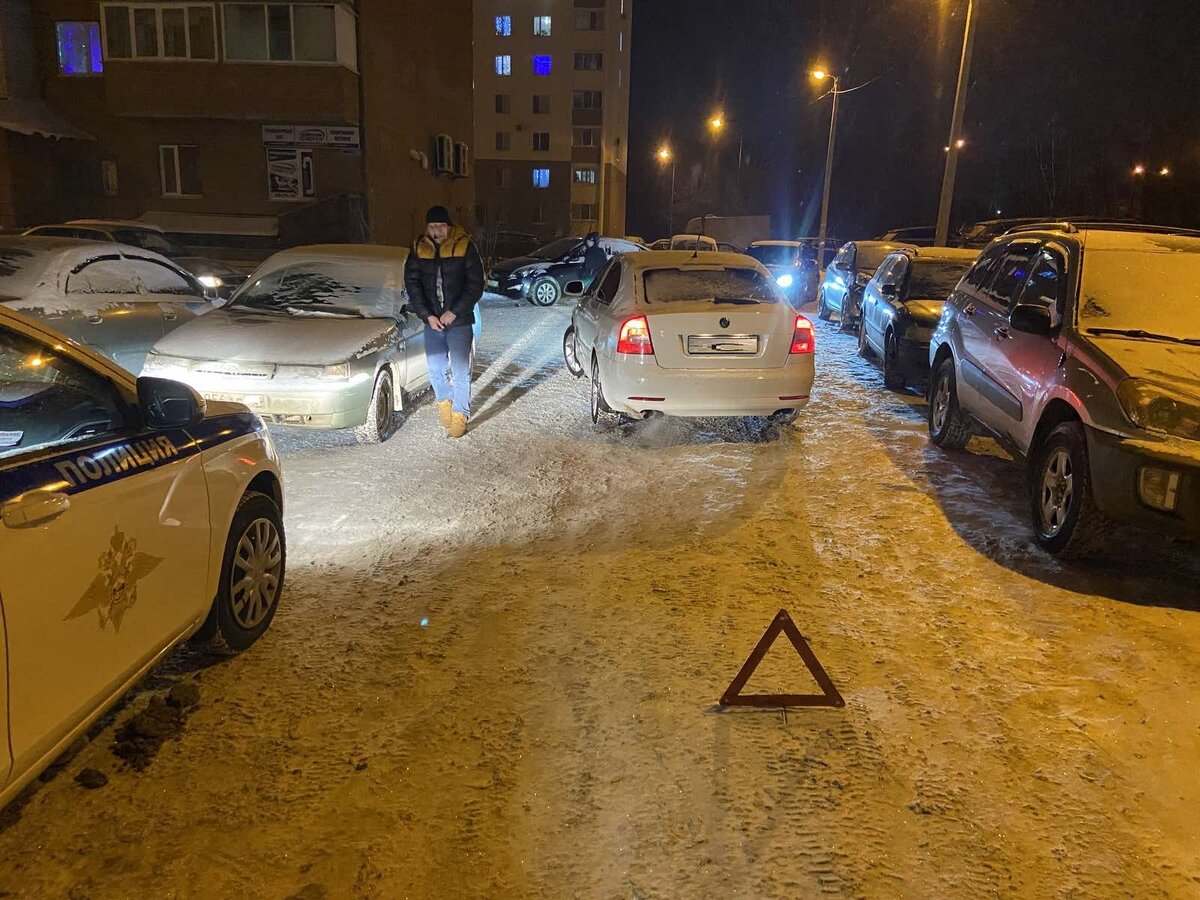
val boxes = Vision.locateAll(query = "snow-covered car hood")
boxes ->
[151,307,397,366]
[1089,336,1200,394]
[903,298,946,323]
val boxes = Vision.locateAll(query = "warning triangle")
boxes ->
[720,609,845,708]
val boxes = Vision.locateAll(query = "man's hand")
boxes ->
[439,310,457,327]
[426,315,445,331]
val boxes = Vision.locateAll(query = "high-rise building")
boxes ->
[473,0,630,241]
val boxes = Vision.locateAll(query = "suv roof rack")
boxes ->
[1004,220,1200,237]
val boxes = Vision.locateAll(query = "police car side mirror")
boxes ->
[137,377,206,430]
[564,280,585,295]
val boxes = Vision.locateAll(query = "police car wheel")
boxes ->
[354,370,397,444]
[195,491,285,653]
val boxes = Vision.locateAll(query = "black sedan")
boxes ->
[857,247,978,390]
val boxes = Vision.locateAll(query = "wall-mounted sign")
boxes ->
[262,124,360,150]
[267,148,316,202]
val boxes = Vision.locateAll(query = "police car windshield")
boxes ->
[0,246,55,300]
[233,259,403,318]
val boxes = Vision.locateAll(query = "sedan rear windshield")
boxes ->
[642,267,779,304]
[233,259,404,318]
[746,246,799,266]
[0,246,54,300]
[1078,248,1200,340]
[906,260,974,299]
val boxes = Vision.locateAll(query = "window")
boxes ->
[988,243,1040,307]
[124,257,201,296]
[532,94,551,114]
[594,261,621,304]
[494,54,511,76]
[1016,248,1065,311]
[533,132,550,152]
[532,168,550,189]
[575,10,604,30]
[574,166,597,184]
[66,256,140,295]
[571,203,598,221]
[494,14,511,36]
[159,145,202,196]
[453,142,469,178]
[222,3,337,63]
[494,131,510,151]
[56,23,103,74]
[497,167,511,188]
[533,202,546,225]
[573,52,603,71]
[572,127,599,147]
[533,15,551,36]
[101,5,217,60]
[963,244,1005,290]
[494,93,511,114]
[573,90,603,109]
[432,133,452,172]
[0,327,127,460]
[532,54,552,76]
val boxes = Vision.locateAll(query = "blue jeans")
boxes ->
[425,325,473,417]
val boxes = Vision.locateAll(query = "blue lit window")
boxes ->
[494,55,511,76]
[494,15,511,36]
[56,22,103,75]
[532,168,550,189]
[532,54,552,76]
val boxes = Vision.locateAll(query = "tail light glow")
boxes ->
[617,315,654,355]
[789,315,815,354]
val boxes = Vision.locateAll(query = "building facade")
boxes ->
[472,0,630,243]
[1,0,473,249]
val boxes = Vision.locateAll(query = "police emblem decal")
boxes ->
[65,527,163,632]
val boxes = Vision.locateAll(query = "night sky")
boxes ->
[626,0,1200,241]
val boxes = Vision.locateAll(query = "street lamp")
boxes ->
[657,144,676,236]
[1133,163,1146,176]
[934,0,978,246]
[810,67,840,267]
[1159,165,1171,176]
[707,114,744,170]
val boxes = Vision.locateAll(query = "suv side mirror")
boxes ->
[564,280,585,296]
[881,283,897,297]
[137,376,206,429]
[1010,303,1053,335]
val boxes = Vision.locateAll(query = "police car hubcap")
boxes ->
[231,518,283,629]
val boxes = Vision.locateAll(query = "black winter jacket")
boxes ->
[403,226,485,328]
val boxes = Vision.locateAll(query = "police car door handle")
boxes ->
[2,490,71,529]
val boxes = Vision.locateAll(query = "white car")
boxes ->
[562,251,816,423]
[669,234,719,252]
[0,306,284,809]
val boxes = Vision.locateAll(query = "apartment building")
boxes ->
[1,0,473,248]
[473,0,630,241]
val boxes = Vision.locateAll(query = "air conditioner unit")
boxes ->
[453,142,470,179]
[432,133,453,174]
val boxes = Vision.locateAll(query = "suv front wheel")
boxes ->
[1030,421,1111,557]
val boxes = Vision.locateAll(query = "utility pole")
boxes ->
[817,76,840,268]
[934,0,978,246]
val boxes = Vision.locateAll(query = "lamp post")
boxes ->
[657,145,676,236]
[810,69,840,268]
[934,0,978,246]
[708,115,743,169]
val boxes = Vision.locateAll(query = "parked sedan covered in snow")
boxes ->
[0,236,215,373]
[143,245,481,443]
[563,251,815,424]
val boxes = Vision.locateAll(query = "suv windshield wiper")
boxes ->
[1085,327,1200,346]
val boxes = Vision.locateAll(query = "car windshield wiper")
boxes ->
[1086,327,1200,346]
[282,304,367,318]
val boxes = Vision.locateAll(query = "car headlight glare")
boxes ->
[1117,379,1200,440]
[776,273,794,288]
[197,275,223,289]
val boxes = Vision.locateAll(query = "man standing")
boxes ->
[581,231,607,288]
[404,206,484,438]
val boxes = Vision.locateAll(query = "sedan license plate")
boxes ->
[204,392,262,407]
[687,334,759,355]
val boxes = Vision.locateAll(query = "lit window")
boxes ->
[494,14,511,36]
[494,54,511,76]
[532,168,550,189]
[533,15,551,36]
[573,52,603,71]
[532,54,552,76]
[159,145,202,196]
[56,22,103,74]
[574,166,597,184]
[533,132,550,152]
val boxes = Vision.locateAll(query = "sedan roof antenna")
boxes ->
[691,214,706,259]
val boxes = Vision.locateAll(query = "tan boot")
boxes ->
[437,399,453,430]
[448,412,468,438]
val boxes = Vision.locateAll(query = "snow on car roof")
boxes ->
[627,250,760,270]
[750,240,802,247]
[263,244,409,264]
[911,246,980,261]
[67,219,165,232]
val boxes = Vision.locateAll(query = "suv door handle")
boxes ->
[2,490,71,529]
[993,326,1012,340]
[963,303,977,315]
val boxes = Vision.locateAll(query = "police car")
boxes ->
[0,306,284,809]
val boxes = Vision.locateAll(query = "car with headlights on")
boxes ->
[23,220,247,300]
[0,236,215,373]
[486,235,644,306]
[857,246,979,389]
[927,222,1200,556]
[746,240,822,307]
[816,240,917,332]
[0,305,284,810]
[142,244,481,444]
[562,251,815,425]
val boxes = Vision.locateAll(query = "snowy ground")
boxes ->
[2,296,1199,898]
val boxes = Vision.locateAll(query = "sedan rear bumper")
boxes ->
[601,354,815,418]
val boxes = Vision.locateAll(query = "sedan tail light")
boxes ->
[789,315,815,354]
[617,315,654,355]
